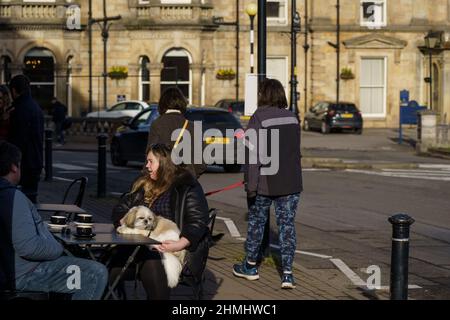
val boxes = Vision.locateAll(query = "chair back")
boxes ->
[62,177,88,207]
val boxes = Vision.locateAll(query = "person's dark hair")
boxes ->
[9,74,31,96]
[257,78,288,109]
[0,85,12,108]
[0,141,21,177]
[158,87,188,115]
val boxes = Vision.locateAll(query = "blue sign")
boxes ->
[400,90,409,105]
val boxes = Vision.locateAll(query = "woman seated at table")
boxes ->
[110,143,209,300]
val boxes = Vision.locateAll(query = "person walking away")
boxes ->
[0,141,108,300]
[232,79,303,289]
[147,87,206,178]
[51,97,67,145]
[7,75,44,204]
[0,85,13,141]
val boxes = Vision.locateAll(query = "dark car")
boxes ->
[111,107,244,173]
[214,99,250,125]
[303,102,363,134]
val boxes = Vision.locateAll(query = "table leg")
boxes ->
[103,246,141,300]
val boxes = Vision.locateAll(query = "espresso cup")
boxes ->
[76,214,93,224]
[51,215,67,225]
[76,225,93,237]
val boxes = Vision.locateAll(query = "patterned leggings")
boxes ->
[245,193,300,273]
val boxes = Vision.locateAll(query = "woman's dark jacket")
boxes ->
[111,172,209,252]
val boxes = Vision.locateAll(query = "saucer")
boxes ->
[73,233,96,239]
[74,222,93,227]
[47,223,68,230]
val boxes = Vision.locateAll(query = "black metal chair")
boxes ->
[178,208,217,300]
[62,177,88,207]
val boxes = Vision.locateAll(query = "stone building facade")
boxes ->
[0,0,449,128]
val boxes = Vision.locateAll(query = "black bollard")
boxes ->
[389,213,415,300]
[97,134,108,198]
[45,129,53,182]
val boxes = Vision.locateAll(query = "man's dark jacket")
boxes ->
[8,93,44,171]
[51,101,67,123]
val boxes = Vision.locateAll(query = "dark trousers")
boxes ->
[54,121,65,144]
[108,246,170,300]
[19,168,41,204]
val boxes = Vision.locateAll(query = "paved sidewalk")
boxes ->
[38,179,386,300]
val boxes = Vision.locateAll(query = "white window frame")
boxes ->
[160,49,192,104]
[359,56,387,118]
[139,56,151,102]
[267,0,288,26]
[360,0,387,28]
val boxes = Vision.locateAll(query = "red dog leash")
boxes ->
[205,181,245,197]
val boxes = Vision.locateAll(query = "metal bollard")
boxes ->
[389,213,415,300]
[97,134,108,198]
[45,129,53,182]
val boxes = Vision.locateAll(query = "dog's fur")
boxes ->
[116,206,186,288]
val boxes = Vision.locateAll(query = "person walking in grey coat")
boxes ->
[233,79,303,289]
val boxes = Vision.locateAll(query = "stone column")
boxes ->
[149,62,163,103]
[417,110,438,153]
[191,63,203,106]
[441,51,450,124]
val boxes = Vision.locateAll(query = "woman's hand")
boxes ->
[153,237,190,253]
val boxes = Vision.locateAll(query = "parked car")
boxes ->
[86,101,156,119]
[214,99,250,125]
[303,102,363,134]
[111,107,244,173]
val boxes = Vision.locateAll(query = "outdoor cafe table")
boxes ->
[37,203,88,221]
[53,223,160,300]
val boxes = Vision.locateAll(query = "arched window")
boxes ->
[139,56,150,102]
[1,56,12,84]
[23,48,55,112]
[161,49,192,103]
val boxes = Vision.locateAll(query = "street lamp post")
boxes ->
[290,0,301,119]
[246,4,257,74]
[425,31,440,111]
[257,0,267,84]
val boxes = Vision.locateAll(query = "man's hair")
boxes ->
[257,78,288,109]
[158,87,188,115]
[0,141,21,177]
[9,74,31,96]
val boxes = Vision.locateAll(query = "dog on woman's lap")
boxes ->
[117,206,186,288]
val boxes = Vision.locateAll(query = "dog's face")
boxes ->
[123,206,158,231]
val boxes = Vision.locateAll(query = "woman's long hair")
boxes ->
[131,143,187,205]
[0,85,12,119]
[257,78,288,109]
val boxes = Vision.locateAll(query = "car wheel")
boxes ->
[321,122,330,134]
[223,164,242,173]
[303,119,310,131]
[355,127,363,135]
[111,142,127,167]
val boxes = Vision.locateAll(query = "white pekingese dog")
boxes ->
[116,206,186,288]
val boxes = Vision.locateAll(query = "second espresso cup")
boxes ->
[76,214,93,224]
[76,225,93,237]
[51,215,67,225]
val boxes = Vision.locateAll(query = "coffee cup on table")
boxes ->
[76,214,93,224]
[51,215,67,225]
[76,225,93,237]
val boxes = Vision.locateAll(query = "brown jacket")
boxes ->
[147,112,206,178]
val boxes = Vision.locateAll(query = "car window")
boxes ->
[186,111,241,128]
[331,104,358,112]
[146,109,160,125]
[125,103,141,111]
[231,102,244,113]
[110,103,126,111]
[311,103,321,113]
[131,109,152,127]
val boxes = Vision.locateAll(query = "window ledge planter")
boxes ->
[216,69,236,80]
[340,68,355,80]
[108,66,128,80]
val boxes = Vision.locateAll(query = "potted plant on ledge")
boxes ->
[108,66,128,80]
[216,68,236,80]
[340,67,355,80]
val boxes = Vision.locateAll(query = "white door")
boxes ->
[360,57,386,117]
